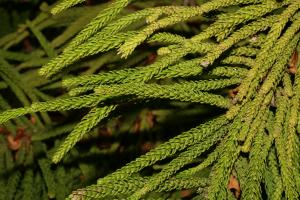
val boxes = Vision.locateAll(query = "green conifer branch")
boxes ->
[230,46,259,57]
[240,94,272,152]
[283,72,294,97]
[96,116,228,185]
[20,170,34,200]
[207,139,240,200]
[237,9,300,101]
[31,123,77,141]
[6,171,21,200]
[1,1,300,199]
[63,59,205,89]
[26,21,56,58]
[273,91,299,199]
[118,0,263,58]
[69,77,239,97]
[197,2,281,42]
[38,159,56,199]
[39,31,136,78]
[95,82,232,108]
[209,66,248,78]
[221,56,255,67]
[0,94,104,124]
[148,32,186,44]
[63,0,133,51]
[241,124,273,200]
[128,126,228,200]
[256,33,300,97]
[197,15,277,67]
[52,105,116,163]
[51,0,86,15]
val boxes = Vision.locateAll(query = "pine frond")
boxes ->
[51,0,86,15]
[2,0,300,199]
[52,105,116,163]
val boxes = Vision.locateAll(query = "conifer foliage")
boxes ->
[1,0,300,199]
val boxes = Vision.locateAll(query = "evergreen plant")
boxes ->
[1,0,300,199]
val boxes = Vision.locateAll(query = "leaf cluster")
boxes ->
[1,0,300,199]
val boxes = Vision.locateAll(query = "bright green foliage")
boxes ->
[1,0,300,199]
[51,0,86,15]
[52,106,116,163]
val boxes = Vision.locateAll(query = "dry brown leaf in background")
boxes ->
[288,50,298,74]
[180,189,192,198]
[133,116,142,134]
[7,128,31,151]
[183,0,197,6]
[140,142,154,153]
[146,111,156,128]
[229,87,239,98]
[228,175,241,199]
[7,134,21,151]
[30,116,36,124]
[85,0,94,6]
[146,53,157,65]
